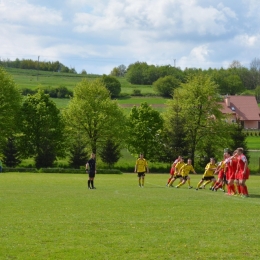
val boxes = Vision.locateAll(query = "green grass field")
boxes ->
[1,173,259,260]
[246,136,260,150]
[6,67,98,90]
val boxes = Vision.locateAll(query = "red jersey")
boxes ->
[237,154,250,179]
[170,158,179,175]
[224,157,232,180]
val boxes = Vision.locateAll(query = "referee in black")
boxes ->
[86,153,97,189]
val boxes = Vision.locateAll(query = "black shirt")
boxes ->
[87,158,96,173]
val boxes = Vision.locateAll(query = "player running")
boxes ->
[166,156,182,186]
[211,152,229,192]
[225,150,238,195]
[168,157,185,187]
[196,158,217,190]
[175,159,197,189]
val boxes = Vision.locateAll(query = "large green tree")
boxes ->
[3,136,21,167]
[228,120,250,163]
[64,79,126,154]
[153,75,181,97]
[100,75,121,97]
[0,67,22,151]
[127,102,164,160]
[99,139,121,168]
[19,90,66,168]
[171,74,226,164]
[161,94,189,163]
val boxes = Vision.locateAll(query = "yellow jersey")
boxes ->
[135,158,148,173]
[180,164,195,177]
[175,161,185,175]
[203,163,217,177]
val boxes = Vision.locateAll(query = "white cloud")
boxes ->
[0,0,259,73]
[0,0,63,25]
[235,33,260,47]
[72,0,236,37]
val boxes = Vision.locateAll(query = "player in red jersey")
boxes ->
[236,147,250,197]
[212,152,229,192]
[226,150,238,195]
[225,150,238,195]
[166,156,182,186]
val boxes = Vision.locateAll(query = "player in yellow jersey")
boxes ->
[134,154,149,187]
[196,158,217,190]
[168,157,184,187]
[175,159,197,189]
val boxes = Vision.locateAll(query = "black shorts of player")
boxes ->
[137,172,145,177]
[182,176,188,180]
[202,176,215,181]
[174,174,182,179]
[89,171,95,178]
[223,174,228,184]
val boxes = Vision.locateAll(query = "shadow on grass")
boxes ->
[248,194,260,199]
[115,96,131,100]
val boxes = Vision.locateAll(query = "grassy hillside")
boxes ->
[5,67,99,90]
[6,67,165,110]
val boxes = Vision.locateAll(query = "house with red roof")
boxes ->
[219,95,260,129]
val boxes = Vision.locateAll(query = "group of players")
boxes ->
[166,147,250,198]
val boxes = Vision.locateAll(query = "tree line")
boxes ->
[0,58,77,73]
[0,67,248,171]
[111,59,260,99]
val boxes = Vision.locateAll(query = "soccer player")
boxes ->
[86,153,97,189]
[134,153,149,187]
[168,157,185,187]
[211,152,229,192]
[225,150,238,195]
[175,159,197,189]
[166,155,182,186]
[196,158,217,190]
[236,147,250,197]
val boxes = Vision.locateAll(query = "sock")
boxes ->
[88,180,91,188]
[211,182,217,189]
[188,179,191,186]
[167,177,172,184]
[197,181,202,189]
[231,184,237,194]
[177,182,184,188]
[168,179,173,186]
[227,185,231,194]
[240,185,245,195]
[203,180,211,187]
[142,179,144,186]
[237,185,241,194]
[214,182,220,190]
[91,180,94,188]
[139,180,141,186]
[230,184,236,194]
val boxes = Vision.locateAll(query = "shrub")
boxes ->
[132,89,142,96]
[3,167,37,173]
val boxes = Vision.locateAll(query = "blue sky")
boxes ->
[1,0,260,74]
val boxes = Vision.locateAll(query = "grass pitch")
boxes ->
[1,173,260,260]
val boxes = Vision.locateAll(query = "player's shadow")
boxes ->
[247,194,260,199]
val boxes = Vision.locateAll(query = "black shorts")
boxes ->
[88,171,95,178]
[137,172,145,177]
[202,176,215,181]
[174,175,182,179]
[182,176,189,180]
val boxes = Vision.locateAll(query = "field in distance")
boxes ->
[6,67,168,110]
